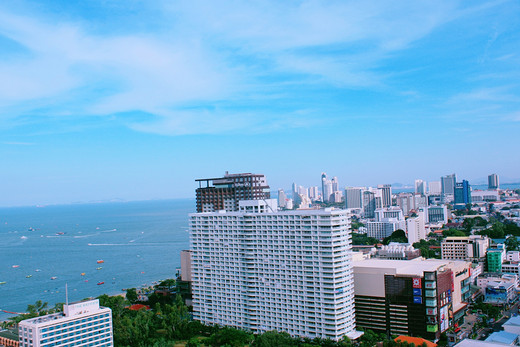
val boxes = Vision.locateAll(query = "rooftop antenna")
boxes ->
[65,283,69,306]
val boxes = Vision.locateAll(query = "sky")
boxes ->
[0,0,519,207]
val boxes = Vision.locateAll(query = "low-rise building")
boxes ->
[507,251,520,263]
[367,219,405,239]
[503,316,520,336]
[18,299,113,347]
[353,258,471,341]
[477,273,518,305]
[377,243,421,260]
[441,236,490,262]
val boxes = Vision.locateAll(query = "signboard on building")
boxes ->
[440,305,449,332]
[413,278,422,288]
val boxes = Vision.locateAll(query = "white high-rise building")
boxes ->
[345,187,363,209]
[406,211,426,244]
[377,185,392,208]
[331,177,339,193]
[298,185,309,199]
[429,181,442,195]
[309,186,319,201]
[367,219,403,239]
[415,179,427,195]
[277,189,286,208]
[396,193,413,216]
[323,181,334,203]
[18,299,113,347]
[190,199,359,341]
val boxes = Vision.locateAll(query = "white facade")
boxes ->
[471,190,499,202]
[278,189,286,208]
[190,200,357,341]
[507,251,520,263]
[345,187,363,209]
[427,205,448,224]
[309,186,319,201]
[406,212,426,244]
[441,236,490,262]
[374,207,404,222]
[415,179,427,195]
[367,219,404,240]
[429,181,442,195]
[18,299,113,347]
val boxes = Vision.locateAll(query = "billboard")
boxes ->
[440,305,449,332]
[413,278,422,288]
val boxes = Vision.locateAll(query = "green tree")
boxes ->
[443,228,467,237]
[383,229,408,245]
[505,235,519,251]
[126,288,139,304]
[207,326,253,347]
[252,330,298,346]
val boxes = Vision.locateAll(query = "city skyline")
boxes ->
[1,1,519,207]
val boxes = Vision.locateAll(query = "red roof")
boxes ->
[395,335,437,347]
[126,304,150,311]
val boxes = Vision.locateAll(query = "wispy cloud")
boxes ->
[0,1,517,135]
[2,141,35,145]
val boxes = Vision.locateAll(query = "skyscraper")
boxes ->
[488,174,499,190]
[277,189,286,208]
[195,172,270,212]
[441,174,456,197]
[18,299,113,347]
[362,191,376,218]
[428,181,442,195]
[331,177,339,192]
[190,198,358,341]
[414,179,426,195]
[321,172,327,202]
[454,180,471,206]
[345,187,363,209]
[378,184,392,207]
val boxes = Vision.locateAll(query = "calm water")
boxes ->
[0,199,193,321]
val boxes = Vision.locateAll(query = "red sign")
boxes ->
[413,278,422,288]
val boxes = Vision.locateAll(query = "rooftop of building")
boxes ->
[503,316,520,327]
[353,258,467,276]
[455,338,513,347]
[485,331,518,344]
[394,335,437,347]
[0,329,19,341]
[190,205,347,217]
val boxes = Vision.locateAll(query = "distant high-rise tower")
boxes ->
[321,172,328,202]
[441,174,456,197]
[414,179,426,195]
[362,191,376,218]
[454,180,471,206]
[278,189,286,208]
[309,186,319,201]
[378,184,392,207]
[195,172,270,212]
[345,187,363,209]
[428,181,442,195]
[488,174,499,190]
[331,177,339,193]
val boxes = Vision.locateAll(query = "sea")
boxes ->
[0,199,193,321]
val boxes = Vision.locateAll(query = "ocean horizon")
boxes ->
[0,199,194,321]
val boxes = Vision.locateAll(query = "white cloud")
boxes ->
[1,1,510,135]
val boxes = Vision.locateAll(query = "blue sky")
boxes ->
[0,1,519,206]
